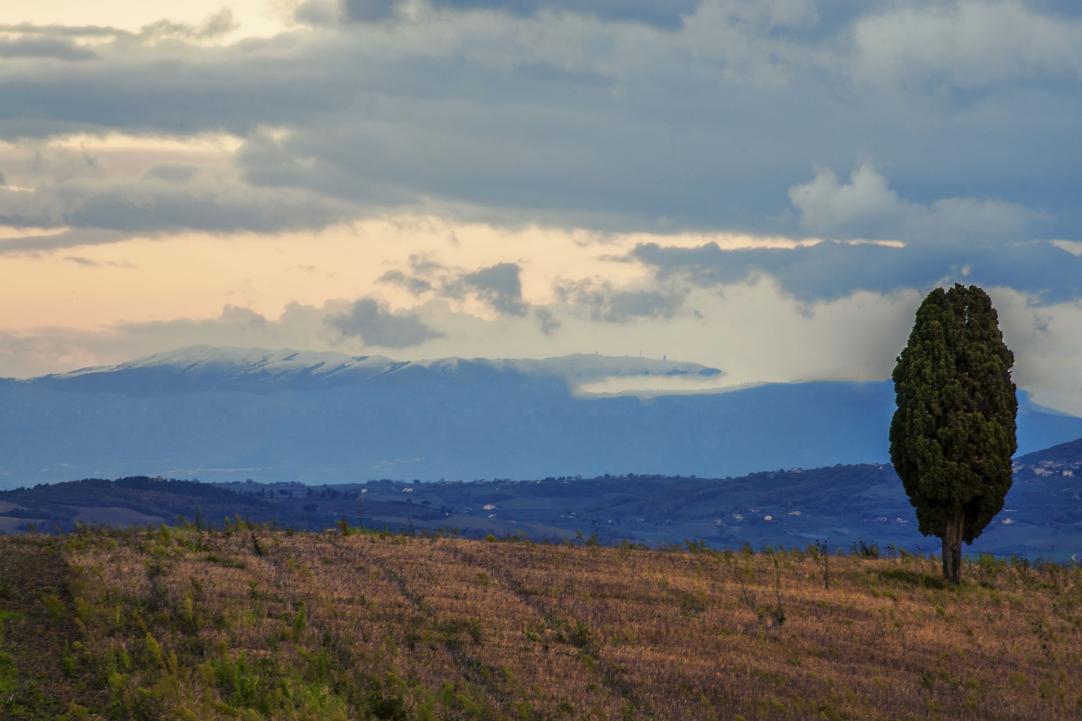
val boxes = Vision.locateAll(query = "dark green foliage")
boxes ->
[890,284,1017,582]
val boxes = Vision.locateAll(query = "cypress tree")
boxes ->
[890,284,1017,583]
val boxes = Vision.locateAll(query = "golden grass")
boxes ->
[1,527,1080,720]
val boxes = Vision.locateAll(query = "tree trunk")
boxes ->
[941,512,964,584]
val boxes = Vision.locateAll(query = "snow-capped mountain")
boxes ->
[0,345,1079,488]
[34,345,721,393]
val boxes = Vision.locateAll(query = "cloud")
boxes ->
[0,1,1076,241]
[449,262,527,315]
[603,289,686,321]
[992,287,1082,414]
[0,37,96,62]
[0,10,237,46]
[63,183,350,234]
[0,0,1078,340]
[300,0,704,29]
[378,269,434,295]
[376,254,446,295]
[0,24,127,39]
[0,303,307,378]
[136,10,237,41]
[62,255,96,267]
[632,237,1082,303]
[426,0,702,29]
[294,1,340,26]
[142,163,200,183]
[852,0,1082,89]
[555,277,687,321]
[377,256,529,316]
[788,164,1034,243]
[0,229,131,255]
[0,176,356,250]
[0,298,444,373]
[341,0,401,22]
[535,307,561,335]
[788,165,907,239]
[325,297,443,347]
[7,276,1082,415]
[63,255,134,269]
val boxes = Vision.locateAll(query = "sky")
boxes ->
[1,0,1081,412]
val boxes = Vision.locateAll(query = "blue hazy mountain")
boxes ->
[0,345,1080,489]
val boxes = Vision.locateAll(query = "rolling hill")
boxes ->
[3,428,1081,559]
[1,528,1079,720]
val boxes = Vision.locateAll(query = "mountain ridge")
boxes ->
[0,345,1079,488]
[25,345,723,394]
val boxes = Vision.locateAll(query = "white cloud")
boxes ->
[990,288,1082,415]
[788,165,906,238]
[788,163,1032,243]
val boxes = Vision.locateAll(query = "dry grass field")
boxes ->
[1,525,1080,720]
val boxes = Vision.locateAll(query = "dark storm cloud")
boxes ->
[632,240,1082,303]
[0,3,1075,232]
[325,297,443,347]
[0,1,1080,303]
[0,179,356,248]
[64,185,347,234]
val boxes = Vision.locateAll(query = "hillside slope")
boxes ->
[1017,436,1082,467]
[1,529,1080,720]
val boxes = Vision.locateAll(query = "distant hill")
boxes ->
[0,476,270,534]
[5,446,1082,558]
[2,345,1081,488]
[1017,436,1082,466]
